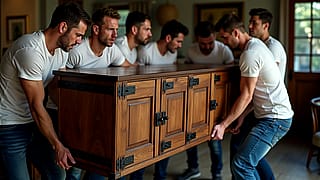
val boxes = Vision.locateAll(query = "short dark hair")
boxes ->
[215,13,246,34]
[125,11,151,34]
[249,8,273,28]
[92,8,121,26]
[160,20,189,40]
[48,2,91,29]
[194,21,215,38]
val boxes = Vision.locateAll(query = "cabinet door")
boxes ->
[117,80,156,170]
[210,71,231,131]
[186,73,211,143]
[158,77,188,154]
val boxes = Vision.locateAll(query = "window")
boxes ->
[117,9,130,37]
[109,5,129,37]
[294,1,320,72]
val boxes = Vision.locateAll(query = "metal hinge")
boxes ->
[189,77,199,88]
[118,85,136,97]
[163,81,174,92]
[116,155,134,170]
[214,74,221,82]
[155,112,168,126]
[209,100,218,110]
[160,141,172,152]
[186,132,197,142]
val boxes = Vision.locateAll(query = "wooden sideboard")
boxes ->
[53,64,239,179]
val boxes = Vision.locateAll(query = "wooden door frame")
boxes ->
[287,0,320,137]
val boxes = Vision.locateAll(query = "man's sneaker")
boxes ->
[177,168,201,180]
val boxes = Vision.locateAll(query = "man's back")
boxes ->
[265,36,287,80]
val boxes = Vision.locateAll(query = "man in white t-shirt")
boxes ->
[66,8,130,180]
[185,21,234,65]
[137,19,188,180]
[67,8,131,69]
[179,21,234,180]
[211,14,293,179]
[115,11,152,65]
[0,2,90,180]
[114,11,153,180]
[229,8,288,180]
[137,19,189,65]
[249,8,287,80]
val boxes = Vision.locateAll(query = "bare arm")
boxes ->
[229,102,254,134]
[121,59,133,67]
[20,78,75,169]
[211,76,257,140]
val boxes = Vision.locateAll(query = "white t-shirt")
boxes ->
[265,36,287,80]
[115,36,137,64]
[186,41,234,65]
[0,31,68,125]
[240,38,293,119]
[137,42,177,65]
[66,38,125,68]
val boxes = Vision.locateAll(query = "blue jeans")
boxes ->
[231,117,292,180]
[66,167,82,180]
[186,140,222,176]
[28,109,66,180]
[153,158,169,180]
[230,112,275,180]
[0,123,33,180]
[65,162,105,180]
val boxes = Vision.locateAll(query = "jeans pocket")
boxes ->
[271,120,290,145]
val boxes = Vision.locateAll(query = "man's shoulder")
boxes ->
[267,36,286,51]
[14,31,43,48]
[139,42,156,52]
[268,36,282,45]
[115,35,127,45]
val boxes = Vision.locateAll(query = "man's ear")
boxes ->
[59,22,68,34]
[132,26,138,35]
[263,23,270,31]
[232,29,238,38]
[165,34,172,43]
[92,24,99,35]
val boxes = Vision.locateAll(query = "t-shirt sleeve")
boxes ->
[137,46,150,65]
[66,49,81,69]
[239,50,261,77]
[110,46,126,66]
[222,46,235,64]
[14,47,43,81]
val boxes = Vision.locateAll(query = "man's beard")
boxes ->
[136,36,149,46]
[98,36,112,47]
[57,33,72,52]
